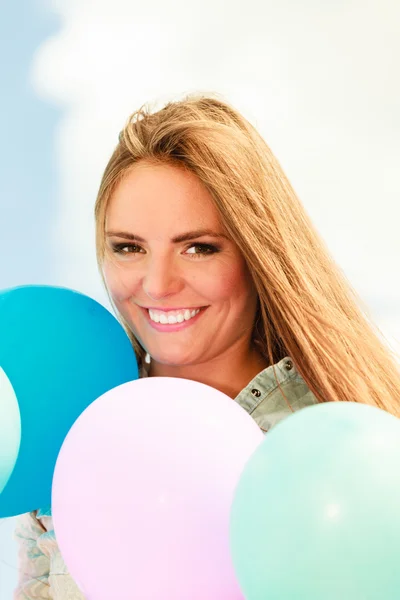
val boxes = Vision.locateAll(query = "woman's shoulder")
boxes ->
[236,356,318,432]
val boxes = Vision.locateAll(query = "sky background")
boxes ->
[1,0,399,597]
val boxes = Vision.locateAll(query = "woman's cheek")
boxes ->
[208,269,244,299]
[103,262,134,303]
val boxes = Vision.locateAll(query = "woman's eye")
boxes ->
[185,243,219,257]
[110,242,219,258]
[112,243,143,254]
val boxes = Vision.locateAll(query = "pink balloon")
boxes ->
[52,377,263,600]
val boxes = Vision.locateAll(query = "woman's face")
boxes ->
[103,161,259,367]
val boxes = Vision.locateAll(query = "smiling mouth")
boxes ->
[140,306,208,328]
[149,307,207,324]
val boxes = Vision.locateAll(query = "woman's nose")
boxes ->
[142,257,184,301]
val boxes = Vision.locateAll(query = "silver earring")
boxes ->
[145,352,151,364]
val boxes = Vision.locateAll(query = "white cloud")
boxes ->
[30,0,400,338]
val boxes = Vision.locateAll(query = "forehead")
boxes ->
[106,162,223,233]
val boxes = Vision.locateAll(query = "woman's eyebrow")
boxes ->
[106,229,229,243]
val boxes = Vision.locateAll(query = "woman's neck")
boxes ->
[148,344,270,399]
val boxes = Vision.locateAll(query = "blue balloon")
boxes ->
[230,401,400,600]
[0,285,138,517]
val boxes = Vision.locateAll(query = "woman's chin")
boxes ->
[147,351,197,370]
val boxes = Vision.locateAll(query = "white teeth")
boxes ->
[148,308,201,325]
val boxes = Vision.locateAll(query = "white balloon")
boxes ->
[0,367,21,493]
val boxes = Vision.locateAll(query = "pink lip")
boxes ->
[140,306,207,333]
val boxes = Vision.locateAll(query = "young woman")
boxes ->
[14,95,400,599]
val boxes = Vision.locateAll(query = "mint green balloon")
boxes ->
[0,367,21,493]
[230,402,400,600]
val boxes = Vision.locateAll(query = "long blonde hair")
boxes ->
[94,93,400,416]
